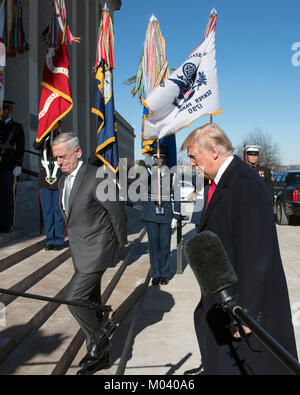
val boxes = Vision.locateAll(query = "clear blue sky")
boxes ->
[112,0,300,165]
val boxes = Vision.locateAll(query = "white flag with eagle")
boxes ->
[143,28,222,141]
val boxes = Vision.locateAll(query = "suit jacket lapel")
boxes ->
[67,164,86,221]
[198,156,240,232]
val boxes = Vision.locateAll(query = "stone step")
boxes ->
[0,235,46,273]
[0,246,149,375]
[0,206,150,375]
[0,257,74,371]
[0,226,41,248]
[0,225,148,375]
[0,247,70,306]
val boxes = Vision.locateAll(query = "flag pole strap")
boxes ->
[157,138,161,206]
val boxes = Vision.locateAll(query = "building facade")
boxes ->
[4,0,134,173]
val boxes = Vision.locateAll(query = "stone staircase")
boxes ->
[0,206,150,375]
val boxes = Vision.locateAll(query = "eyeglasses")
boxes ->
[247,152,258,156]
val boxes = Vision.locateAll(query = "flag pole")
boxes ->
[157,138,161,207]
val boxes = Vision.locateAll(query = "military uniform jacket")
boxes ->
[194,155,297,375]
[0,119,25,171]
[141,166,180,224]
[249,163,274,202]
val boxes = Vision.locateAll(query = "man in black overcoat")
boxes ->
[181,123,298,375]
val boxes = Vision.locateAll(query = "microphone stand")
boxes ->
[0,287,111,313]
[219,290,300,375]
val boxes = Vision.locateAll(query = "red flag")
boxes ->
[36,43,73,143]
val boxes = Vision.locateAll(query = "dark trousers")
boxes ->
[39,188,65,246]
[0,169,16,227]
[145,221,171,278]
[65,270,105,349]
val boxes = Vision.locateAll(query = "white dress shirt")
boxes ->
[214,155,234,185]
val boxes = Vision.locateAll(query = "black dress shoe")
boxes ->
[77,352,111,375]
[183,365,204,375]
[79,338,110,368]
[152,277,160,286]
[0,225,14,233]
[160,277,169,285]
[45,244,55,251]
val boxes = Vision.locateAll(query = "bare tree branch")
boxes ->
[235,128,281,168]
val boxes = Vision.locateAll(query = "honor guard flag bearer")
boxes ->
[143,9,222,141]
[36,0,79,144]
[91,3,119,173]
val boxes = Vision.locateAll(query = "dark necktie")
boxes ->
[206,180,216,209]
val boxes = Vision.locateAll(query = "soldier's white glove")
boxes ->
[13,166,22,177]
[171,218,177,229]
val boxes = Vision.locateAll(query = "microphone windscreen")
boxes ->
[184,231,237,296]
[112,282,148,324]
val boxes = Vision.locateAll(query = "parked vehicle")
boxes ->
[273,171,300,225]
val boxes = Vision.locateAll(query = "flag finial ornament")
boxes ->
[150,14,157,22]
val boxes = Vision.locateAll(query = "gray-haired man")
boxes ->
[52,133,127,374]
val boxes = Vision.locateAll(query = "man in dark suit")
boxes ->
[0,100,25,232]
[52,133,127,374]
[181,123,298,375]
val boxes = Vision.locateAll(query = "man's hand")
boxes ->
[171,218,177,229]
[230,322,252,339]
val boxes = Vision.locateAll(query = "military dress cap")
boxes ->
[246,145,261,154]
[3,100,15,109]
[152,147,167,158]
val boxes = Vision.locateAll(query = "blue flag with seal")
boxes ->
[142,106,177,169]
[92,58,119,173]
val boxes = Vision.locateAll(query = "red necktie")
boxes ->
[206,180,216,209]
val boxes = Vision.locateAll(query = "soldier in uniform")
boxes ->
[246,145,274,204]
[0,100,25,232]
[33,122,65,251]
[142,148,180,286]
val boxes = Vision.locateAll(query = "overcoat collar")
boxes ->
[198,155,241,232]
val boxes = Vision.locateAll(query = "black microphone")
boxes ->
[184,230,237,297]
[184,231,300,375]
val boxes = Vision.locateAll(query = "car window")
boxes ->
[273,175,280,185]
[280,175,287,186]
[275,175,283,186]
